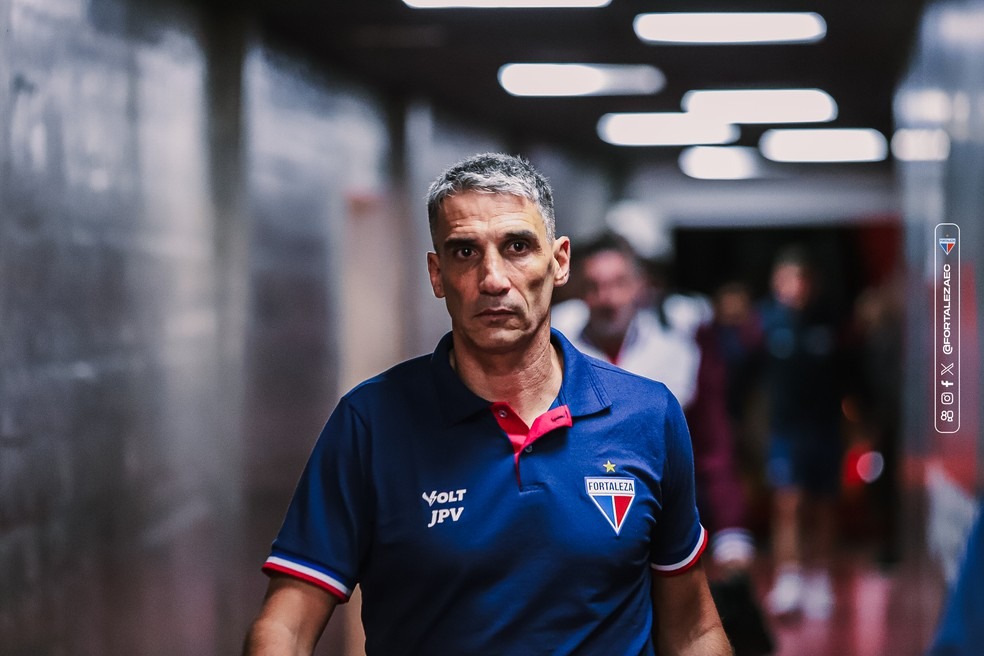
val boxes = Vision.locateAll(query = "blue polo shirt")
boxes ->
[264,329,706,656]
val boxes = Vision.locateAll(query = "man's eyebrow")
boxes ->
[501,229,538,242]
[441,236,478,252]
[440,230,542,252]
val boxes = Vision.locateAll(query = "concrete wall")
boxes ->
[0,2,620,653]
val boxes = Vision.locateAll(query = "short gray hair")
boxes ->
[426,152,556,245]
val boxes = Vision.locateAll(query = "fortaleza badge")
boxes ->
[585,477,636,535]
[940,237,956,255]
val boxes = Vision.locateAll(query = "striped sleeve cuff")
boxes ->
[262,555,352,602]
[651,524,708,576]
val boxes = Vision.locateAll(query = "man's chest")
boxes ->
[363,423,664,578]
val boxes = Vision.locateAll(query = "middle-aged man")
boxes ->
[243,152,731,656]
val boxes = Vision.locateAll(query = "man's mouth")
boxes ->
[477,308,515,318]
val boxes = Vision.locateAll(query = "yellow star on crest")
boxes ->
[603,460,616,473]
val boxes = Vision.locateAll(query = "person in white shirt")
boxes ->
[552,231,755,572]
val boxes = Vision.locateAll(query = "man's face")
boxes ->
[582,250,646,341]
[427,191,570,354]
[772,262,812,310]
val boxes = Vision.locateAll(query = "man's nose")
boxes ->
[478,251,510,295]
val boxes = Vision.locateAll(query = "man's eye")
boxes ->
[455,247,474,258]
[508,241,529,253]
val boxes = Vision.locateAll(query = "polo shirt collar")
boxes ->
[430,329,611,426]
[431,332,490,425]
[552,328,611,418]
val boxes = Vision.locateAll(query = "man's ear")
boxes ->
[553,236,572,287]
[427,251,445,298]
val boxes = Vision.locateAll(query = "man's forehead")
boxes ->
[437,191,545,233]
[439,190,536,212]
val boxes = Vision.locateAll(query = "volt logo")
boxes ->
[585,477,636,535]
[422,488,467,528]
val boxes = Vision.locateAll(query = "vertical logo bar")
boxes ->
[934,223,960,433]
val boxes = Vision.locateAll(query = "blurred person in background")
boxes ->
[551,232,701,413]
[845,276,905,567]
[712,282,765,426]
[758,246,845,620]
[709,282,769,523]
[244,153,730,656]
[553,232,772,655]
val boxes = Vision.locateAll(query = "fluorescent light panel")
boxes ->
[682,89,837,123]
[679,146,763,180]
[895,88,952,124]
[760,129,887,162]
[405,0,610,7]
[498,64,664,96]
[598,113,739,146]
[892,128,950,162]
[634,12,826,44]
[939,5,984,46]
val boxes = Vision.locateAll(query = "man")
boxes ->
[243,153,731,655]
[759,246,843,620]
[551,232,702,407]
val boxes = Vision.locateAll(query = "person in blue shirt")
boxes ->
[759,247,844,620]
[243,153,731,655]
[929,505,984,656]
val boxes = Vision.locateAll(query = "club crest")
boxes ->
[585,476,636,534]
[940,237,956,255]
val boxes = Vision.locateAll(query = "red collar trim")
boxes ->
[490,403,573,453]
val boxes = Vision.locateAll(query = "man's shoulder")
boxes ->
[343,352,434,405]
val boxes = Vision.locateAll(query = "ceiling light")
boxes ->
[892,128,951,162]
[679,146,764,180]
[498,64,664,96]
[938,5,984,46]
[895,88,952,125]
[404,0,610,7]
[633,12,826,45]
[760,129,887,162]
[682,89,837,123]
[598,113,739,146]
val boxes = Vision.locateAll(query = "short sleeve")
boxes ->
[649,392,707,575]
[262,397,370,601]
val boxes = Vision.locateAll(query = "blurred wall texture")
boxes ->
[0,1,617,654]
[894,0,984,644]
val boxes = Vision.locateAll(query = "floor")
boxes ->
[749,550,945,656]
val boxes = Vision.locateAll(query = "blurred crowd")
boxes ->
[551,223,906,655]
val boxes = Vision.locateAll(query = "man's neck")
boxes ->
[450,328,563,427]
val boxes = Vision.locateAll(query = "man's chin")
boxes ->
[461,325,534,354]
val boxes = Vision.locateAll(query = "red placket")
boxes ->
[490,402,573,487]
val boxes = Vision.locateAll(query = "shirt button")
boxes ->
[524,445,533,453]
[498,410,508,418]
